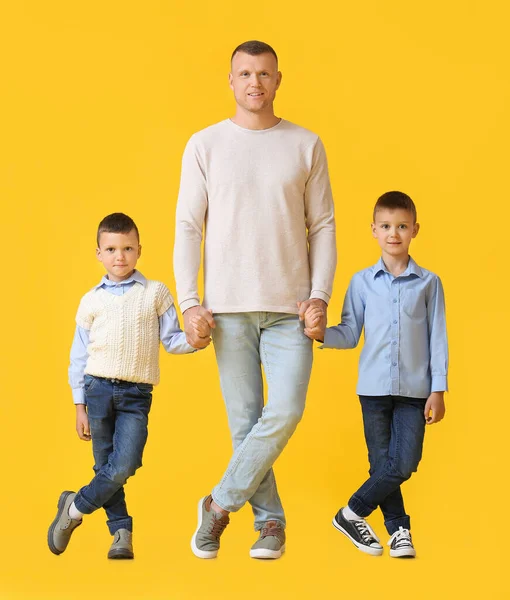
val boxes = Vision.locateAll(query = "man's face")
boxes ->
[96,230,141,282]
[229,52,281,114]
[371,208,419,258]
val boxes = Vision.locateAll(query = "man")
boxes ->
[174,40,336,559]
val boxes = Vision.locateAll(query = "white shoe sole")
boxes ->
[390,547,416,558]
[332,518,383,556]
[250,544,286,559]
[191,496,218,559]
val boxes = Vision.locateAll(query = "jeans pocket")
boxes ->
[134,382,153,396]
[84,375,98,394]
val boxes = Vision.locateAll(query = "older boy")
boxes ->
[305,191,448,558]
[48,213,199,559]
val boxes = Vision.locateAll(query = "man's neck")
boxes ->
[231,108,280,131]
[381,253,410,277]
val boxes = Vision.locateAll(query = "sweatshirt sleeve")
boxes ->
[173,134,208,313]
[304,137,337,304]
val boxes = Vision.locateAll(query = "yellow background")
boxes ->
[1,1,509,598]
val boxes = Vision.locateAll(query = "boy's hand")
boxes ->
[190,311,213,339]
[183,306,215,349]
[298,299,327,341]
[76,404,91,441]
[424,392,446,425]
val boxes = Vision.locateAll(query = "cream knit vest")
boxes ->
[76,281,173,385]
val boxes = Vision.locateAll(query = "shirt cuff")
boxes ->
[72,388,86,405]
[309,290,331,304]
[431,375,448,392]
[180,298,200,313]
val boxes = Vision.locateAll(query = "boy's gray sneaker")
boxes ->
[249,520,286,559]
[48,491,82,555]
[387,527,416,558]
[108,528,134,559]
[191,495,230,559]
[332,507,383,556]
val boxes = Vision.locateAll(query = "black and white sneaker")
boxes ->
[387,527,416,558]
[332,508,383,556]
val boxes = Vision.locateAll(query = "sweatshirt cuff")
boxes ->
[431,375,448,392]
[180,298,200,313]
[72,387,86,405]
[309,290,331,304]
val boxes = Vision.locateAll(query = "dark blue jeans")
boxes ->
[73,375,153,534]
[348,395,426,535]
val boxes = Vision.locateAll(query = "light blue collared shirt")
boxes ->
[69,270,195,404]
[322,257,448,398]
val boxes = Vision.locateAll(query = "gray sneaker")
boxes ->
[191,495,230,559]
[250,520,286,559]
[108,528,134,559]
[48,491,82,555]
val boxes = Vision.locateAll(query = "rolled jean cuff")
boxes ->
[385,515,411,535]
[107,517,133,535]
[73,491,98,515]
[348,495,374,519]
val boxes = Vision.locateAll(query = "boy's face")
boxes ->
[371,208,419,259]
[96,230,141,282]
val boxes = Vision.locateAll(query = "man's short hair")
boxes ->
[97,213,139,247]
[231,40,278,65]
[373,191,417,223]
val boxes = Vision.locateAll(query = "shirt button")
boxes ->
[393,299,397,303]
[392,362,397,366]
[393,320,397,324]
[392,341,397,345]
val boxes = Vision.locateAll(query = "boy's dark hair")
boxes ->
[231,40,278,65]
[373,191,417,223]
[97,213,139,247]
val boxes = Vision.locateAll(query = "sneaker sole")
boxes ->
[108,549,134,559]
[332,517,383,556]
[250,544,286,560]
[191,496,218,559]
[47,491,76,556]
[390,547,416,558]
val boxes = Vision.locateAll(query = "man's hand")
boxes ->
[183,305,216,349]
[424,392,446,425]
[76,404,91,441]
[298,299,327,341]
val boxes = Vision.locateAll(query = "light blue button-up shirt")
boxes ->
[69,270,195,404]
[322,257,448,398]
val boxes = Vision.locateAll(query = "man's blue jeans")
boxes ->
[348,395,427,535]
[73,375,153,534]
[211,313,313,530]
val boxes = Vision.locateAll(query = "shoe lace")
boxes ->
[209,514,230,539]
[390,527,412,548]
[353,519,380,544]
[260,523,285,543]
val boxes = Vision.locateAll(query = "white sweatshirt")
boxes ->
[174,118,336,314]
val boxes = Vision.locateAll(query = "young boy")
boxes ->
[304,191,448,558]
[48,213,207,559]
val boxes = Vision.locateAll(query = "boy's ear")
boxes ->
[413,222,420,238]
[96,248,103,263]
[138,244,142,258]
[371,223,377,237]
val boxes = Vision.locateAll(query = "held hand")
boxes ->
[298,299,327,341]
[424,392,446,425]
[76,405,91,441]
[183,306,216,349]
[190,310,213,338]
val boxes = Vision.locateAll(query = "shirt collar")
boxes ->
[373,256,423,279]
[94,269,147,290]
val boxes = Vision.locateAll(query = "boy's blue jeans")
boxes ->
[348,395,427,535]
[73,375,153,535]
